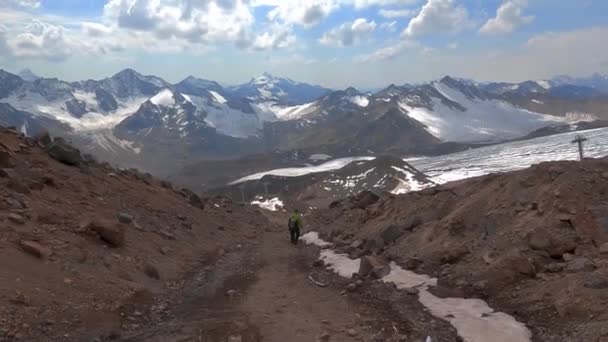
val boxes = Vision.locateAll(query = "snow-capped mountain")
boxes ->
[550,73,608,94]
[1,68,607,176]
[227,73,331,105]
[17,69,40,82]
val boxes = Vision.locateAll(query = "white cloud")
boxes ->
[1,0,41,9]
[479,0,534,35]
[82,22,113,37]
[447,41,459,49]
[7,20,73,61]
[378,8,416,18]
[319,18,377,47]
[103,0,254,45]
[379,21,398,32]
[254,0,340,28]
[402,0,470,37]
[353,0,418,9]
[355,40,418,62]
[253,25,296,50]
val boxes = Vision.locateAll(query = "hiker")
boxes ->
[288,209,303,244]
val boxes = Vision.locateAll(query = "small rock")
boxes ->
[346,283,357,292]
[317,331,331,341]
[143,263,160,280]
[117,212,133,224]
[566,258,596,273]
[358,255,390,279]
[313,259,324,267]
[404,287,419,295]
[347,329,358,337]
[159,246,171,255]
[584,274,608,289]
[355,280,363,286]
[227,335,242,342]
[562,253,575,262]
[544,263,566,273]
[7,213,26,224]
[88,220,126,247]
[599,243,608,255]
[226,289,238,298]
[19,240,51,258]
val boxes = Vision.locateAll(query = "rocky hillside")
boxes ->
[306,157,608,341]
[215,156,435,208]
[0,126,269,341]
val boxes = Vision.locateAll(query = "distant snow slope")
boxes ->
[398,82,567,143]
[410,127,608,184]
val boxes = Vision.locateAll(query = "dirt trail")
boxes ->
[238,225,376,342]
[119,216,454,342]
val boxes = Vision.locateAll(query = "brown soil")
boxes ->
[0,127,459,342]
[307,158,608,342]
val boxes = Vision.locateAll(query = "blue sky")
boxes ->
[0,0,607,88]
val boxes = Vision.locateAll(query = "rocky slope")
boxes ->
[0,126,270,341]
[306,157,608,341]
[214,156,435,208]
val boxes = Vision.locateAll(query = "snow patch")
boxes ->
[303,232,532,342]
[209,90,227,104]
[309,154,332,162]
[531,99,544,104]
[230,157,375,184]
[349,96,369,107]
[150,89,175,107]
[251,197,284,211]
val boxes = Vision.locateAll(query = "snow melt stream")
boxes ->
[301,232,532,342]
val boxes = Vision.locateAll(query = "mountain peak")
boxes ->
[18,69,40,82]
[112,68,144,79]
[344,87,360,96]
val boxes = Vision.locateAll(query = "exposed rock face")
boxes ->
[46,139,83,166]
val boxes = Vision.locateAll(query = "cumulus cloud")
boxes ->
[256,0,340,28]
[7,20,73,61]
[378,8,416,18]
[355,40,418,62]
[82,22,113,37]
[253,25,296,50]
[402,0,470,37]
[319,18,376,47]
[479,0,534,35]
[103,0,254,45]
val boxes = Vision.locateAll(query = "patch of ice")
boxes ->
[303,232,532,342]
[531,99,544,105]
[251,197,284,211]
[300,232,332,247]
[150,89,175,107]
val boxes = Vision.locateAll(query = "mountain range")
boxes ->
[1,68,607,177]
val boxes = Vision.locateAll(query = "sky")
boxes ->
[0,0,607,89]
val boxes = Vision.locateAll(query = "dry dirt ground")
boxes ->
[0,127,457,342]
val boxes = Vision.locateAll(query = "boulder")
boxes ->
[0,150,13,168]
[381,225,404,245]
[440,245,469,264]
[358,255,390,279]
[7,213,25,224]
[363,237,385,255]
[584,274,608,289]
[46,139,83,166]
[527,229,577,258]
[350,190,380,209]
[600,242,608,255]
[19,240,51,258]
[88,220,125,247]
[34,130,52,147]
